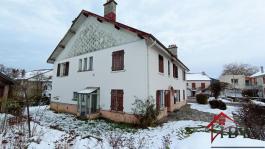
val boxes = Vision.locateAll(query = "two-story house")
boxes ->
[47,0,189,123]
[251,66,265,97]
[186,72,211,97]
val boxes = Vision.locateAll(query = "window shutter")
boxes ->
[158,55,164,73]
[65,62,69,76]
[176,66,178,78]
[110,90,116,110]
[156,90,160,110]
[120,51,124,70]
[173,64,176,78]
[117,90,124,111]
[57,64,61,77]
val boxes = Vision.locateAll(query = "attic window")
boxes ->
[112,50,124,71]
[57,62,69,77]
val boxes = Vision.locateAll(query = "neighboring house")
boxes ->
[0,72,14,111]
[47,0,189,123]
[251,66,265,97]
[15,69,53,99]
[219,75,247,90]
[186,72,211,97]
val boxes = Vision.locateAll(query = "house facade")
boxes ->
[0,72,14,111]
[186,72,211,97]
[47,0,189,123]
[251,66,265,97]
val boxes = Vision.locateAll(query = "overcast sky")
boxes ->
[0,0,264,78]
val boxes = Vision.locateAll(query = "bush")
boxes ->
[2,100,24,116]
[209,100,227,110]
[242,89,259,97]
[237,103,265,140]
[196,94,208,104]
[132,97,159,128]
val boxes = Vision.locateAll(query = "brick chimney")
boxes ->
[104,0,117,21]
[168,44,178,58]
[261,66,264,73]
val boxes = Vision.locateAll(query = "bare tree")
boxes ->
[222,63,259,76]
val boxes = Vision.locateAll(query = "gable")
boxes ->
[56,16,140,62]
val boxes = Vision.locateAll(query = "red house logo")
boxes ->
[207,112,239,143]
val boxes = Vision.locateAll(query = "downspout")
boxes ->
[146,38,157,98]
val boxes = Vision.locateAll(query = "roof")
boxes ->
[16,69,53,81]
[0,72,14,85]
[251,71,265,77]
[186,73,211,81]
[47,10,189,71]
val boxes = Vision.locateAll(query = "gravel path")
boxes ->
[164,104,216,123]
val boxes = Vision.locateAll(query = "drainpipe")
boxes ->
[146,38,157,98]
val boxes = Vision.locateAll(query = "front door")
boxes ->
[164,90,171,108]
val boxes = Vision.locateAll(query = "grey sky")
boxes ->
[0,0,264,78]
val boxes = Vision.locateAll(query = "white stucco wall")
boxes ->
[51,39,148,113]
[219,75,246,89]
[147,45,187,101]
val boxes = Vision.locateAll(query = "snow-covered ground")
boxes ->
[189,103,239,116]
[1,106,264,148]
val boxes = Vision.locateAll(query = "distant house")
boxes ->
[15,69,53,99]
[251,66,265,97]
[0,72,14,111]
[186,72,211,97]
[46,0,189,123]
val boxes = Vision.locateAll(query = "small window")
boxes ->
[83,58,88,71]
[73,92,78,101]
[231,79,238,84]
[192,83,196,89]
[112,50,124,71]
[174,90,180,104]
[89,56,93,71]
[183,70,186,81]
[79,59,83,71]
[57,62,69,77]
[201,83,206,89]
[158,55,164,73]
[183,90,186,100]
[168,61,170,76]
[263,77,265,84]
[173,64,178,78]
[111,89,124,111]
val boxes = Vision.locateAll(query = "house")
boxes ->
[0,72,14,111]
[14,69,53,99]
[186,72,211,97]
[47,0,189,123]
[251,66,265,97]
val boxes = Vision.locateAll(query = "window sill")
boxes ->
[78,69,93,72]
[111,69,126,73]
[158,72,164,76]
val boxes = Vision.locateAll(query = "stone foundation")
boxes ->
[167,100,187,112]
[100,110,138,124]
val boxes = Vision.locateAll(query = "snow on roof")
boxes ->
[17,69,53,81]
[251,71,265,77]
[187,73,211,81]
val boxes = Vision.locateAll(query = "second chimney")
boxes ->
[168,44,178,58]
[104,0,117,21]
[261,66,264,73]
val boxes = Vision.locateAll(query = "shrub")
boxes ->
[237,103,265,140]
[242,89,259,97]
[131,97,159,128]
[196,94,208,104]
[2,100,24,116]
[209,100,227,110]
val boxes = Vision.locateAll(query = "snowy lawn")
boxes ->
[189,103,239,116]
[1,106,264,148]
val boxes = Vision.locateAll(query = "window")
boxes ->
[201,83,206,89]
[83,58,88,71]
[263,77,265,84]
[112,50,124,71]
[111,90,124,111]
[168,61,170,76]
[73,92,78,101]
[156,90,165,110]
[183,70,186,81]
[79,59,82,71]
[57,62,69,77]
[173,64,178,78]
[231,79,238,84]
[89,56,93,71]
[174,90,180,104]
[158,55,164,73]
[192,83,196,89]
[183,90,186,100]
